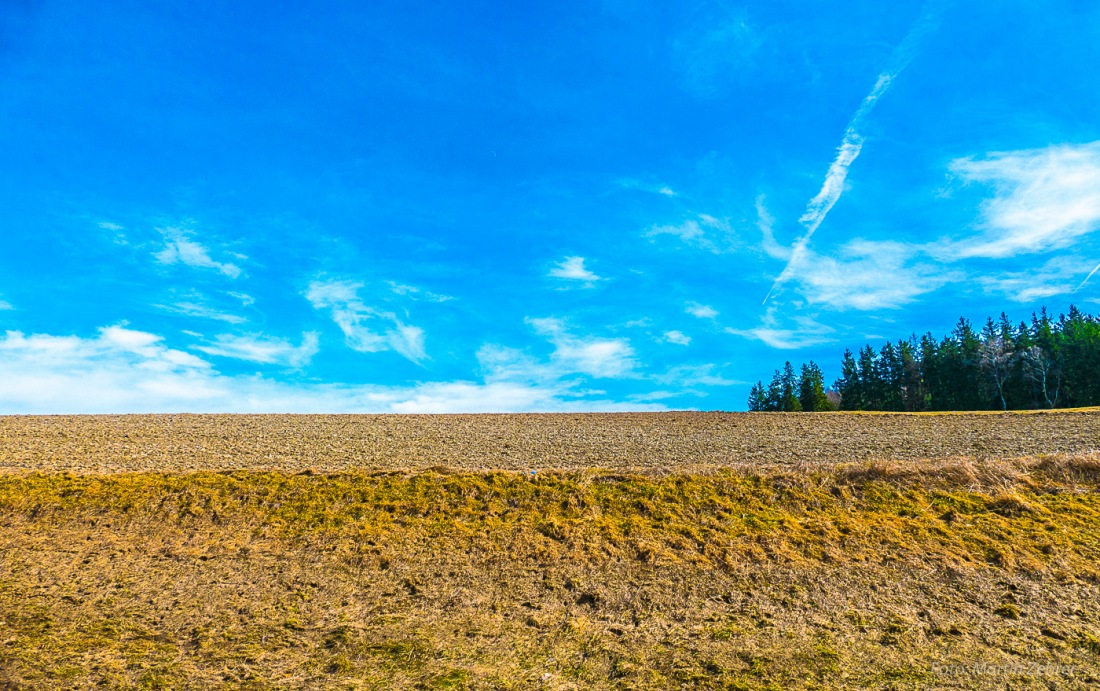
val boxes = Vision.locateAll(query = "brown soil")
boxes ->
[2,410,1099,473]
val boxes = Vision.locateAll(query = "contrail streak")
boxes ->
[1076,260,1100,292]
[763,1,945,305]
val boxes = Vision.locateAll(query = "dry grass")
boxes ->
[1,413,1099,689]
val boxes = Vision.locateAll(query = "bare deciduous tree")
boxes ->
[979,337,1014,411]
[1021,345,1060,409]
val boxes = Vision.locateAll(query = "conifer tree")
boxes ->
[780,361,802,412]
[798,361,831,411]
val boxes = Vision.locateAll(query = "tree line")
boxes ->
[748,306,1100,412]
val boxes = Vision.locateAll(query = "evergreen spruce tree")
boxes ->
[857,346,880,410]
[780,361,802,412]
[747,382,767,411]
[798,361,831,411]
[898,338,925,411]
[835,349,860,411]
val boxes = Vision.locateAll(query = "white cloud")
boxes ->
[663,330,691,346]
[476,341,676,407]
[476,344,556,384]
[526,317,637,378]
[645,214,734,253]
[755,195,790,261]
[686,302,718,319]
[371,381,661,414]
[153,290,249,324]
[156,301,247,324]
[386,282,454,302]
[227,292,255,307]
[618,179,678,197]
[0,298,12,311]
[0,326,665,414]
[649,219,702,242]
[155,228,242,278]
[943,141,1100,258]
[784,240,956,310]
[548,256,600,283]
[305,279,426,363]
[979,256,1096,303]
[194,332,319,368]
[627,390,683,402]
[726,309,834,350]
[726,325,830,350]
[0,326,220,413]
[98,221,123,231]
[652,364,741,387]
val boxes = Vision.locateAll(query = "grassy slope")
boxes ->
[1,457,1099,689]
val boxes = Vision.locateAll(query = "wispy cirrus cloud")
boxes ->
[645,214,735,253]
[651,363,741,387]
[940,141,1100,259]
[755,196,790,262]
[155,228,243,278]
[155,300,246,324]
[153,289,252,324]
[785,239,957,310]
[227,292,255,307]
[685,302,718,319]
[375,381,664,414]
[979,256,1098,303]
[662,330,691,346]
[526,317,637,378]
[548,256,600,284]
[305,279,426,363]
[726,308,834,350]
[194,332,319,368]
[618,178,677,197]
[386,281,454,302]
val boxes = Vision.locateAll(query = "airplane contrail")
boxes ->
[763,1,945,305]
[1075,260,1100,292]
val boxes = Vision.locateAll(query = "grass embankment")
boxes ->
[2,456,1099,689]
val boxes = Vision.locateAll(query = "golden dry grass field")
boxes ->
[1,411,1099,689]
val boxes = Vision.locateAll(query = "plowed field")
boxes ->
[2,410,1098,473]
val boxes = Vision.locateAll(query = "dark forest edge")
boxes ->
[748,305,1100,412]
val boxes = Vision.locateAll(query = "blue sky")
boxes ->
[1,0,1099,413]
